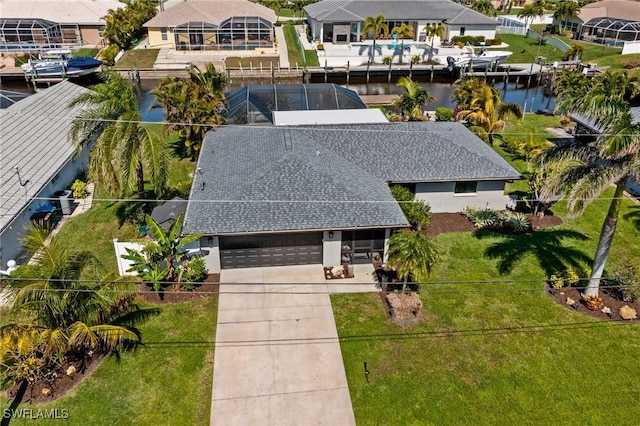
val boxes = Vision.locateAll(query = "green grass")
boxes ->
[113,49,160,69]
[282,23,319,67]
[224,56,280,69]
[74,48,98,58]
[1,297,217,425]
[277,8,305,18]
[333,191,640,424]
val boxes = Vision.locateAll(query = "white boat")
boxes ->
[22,50,102,80]
[446,46,513,70]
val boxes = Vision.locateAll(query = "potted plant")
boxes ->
[583,294,603,311]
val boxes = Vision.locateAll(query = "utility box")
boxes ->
[54,190,74,215]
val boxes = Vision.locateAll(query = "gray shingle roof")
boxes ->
[0,81,92,233]
[183,122,520,235]
[305,0,498,26]
[571,107,640,134]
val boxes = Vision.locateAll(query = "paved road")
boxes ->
[210,265,356,426]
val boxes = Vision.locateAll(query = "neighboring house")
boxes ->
[0,0,123,52]
[150,197,187,231]
[555,0,640,45]
[224,83,387,125]
[183,123,521,272]
[304,0,500,44]
[143,0,277,51]
[0,81,93,268]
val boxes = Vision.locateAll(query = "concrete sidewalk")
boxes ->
[211,265,357,425]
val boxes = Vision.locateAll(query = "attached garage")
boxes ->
[219,233,323,269]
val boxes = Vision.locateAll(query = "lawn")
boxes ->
[1,296,218,426]
[74,48,98,58]
[224,56,281,69]
[283,22,319,67]
[333,191,640,424]
[113,49,160,69]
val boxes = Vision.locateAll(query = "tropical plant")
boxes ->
[0,225,157,388]
[177,257,207,290]
[152,64,226,160]
[425,23,446,63]
[539,71,640,297]
[517,0,547,36]
[451,76,486,110]
[454,80,524,145]
[411,54,422,64]
[69,71,169,201]
[102,0,156,50]
[611,262,640,302]
[553,0,580,35]
[563,44,585,61]
[471,0,497,17]
[71,179,89,199]
[391,77,435,120]
[553,69,590,97]
[391,23,415,64]
[382,56,393,65]
[583,294,603,310]
[362,15,389,64]
[390,185,432,231]
[387,230,439,291]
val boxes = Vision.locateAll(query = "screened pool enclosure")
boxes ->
[581,17,640,46]
[174,17,273,51]
[0,19,82,52]
[225,84,368,124]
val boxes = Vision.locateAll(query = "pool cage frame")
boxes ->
[0,19,82,52]
[174,17,274,51]
[580,17,640,47]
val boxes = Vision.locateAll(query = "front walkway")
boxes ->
[210,265,376,425]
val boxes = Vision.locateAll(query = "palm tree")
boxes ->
[553,69,590,96]
[0,226,157,387]
[152,64,226,160]
[454,80,524,145]
[387,230,439,291]
[69,71,169,200]
[362,15,388,64]
[391,23,414,64]
[517,0,547,36]
[451,76,486,109]
[540,71,640,297]
[553,0,579,35]
[563,43,585,61]
[392,77,435,120]
[471,0,498,17]
[425,23,446,63]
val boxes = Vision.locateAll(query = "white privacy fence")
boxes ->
[622,41,640,55]
[113,238,202,276]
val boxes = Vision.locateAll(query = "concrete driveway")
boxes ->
[211,265,368,425]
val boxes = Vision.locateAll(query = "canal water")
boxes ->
[2,74,556,122]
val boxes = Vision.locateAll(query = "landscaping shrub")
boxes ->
[179,257,207,290]
[71,179,89,199]
[452,35,485,46]
[462,207,531,232]
[382,56,393,65]
[504,212,531,233]
[485,37,502,46]
[390,185,432,231]
[611,262,640,302]
[435,107,454,122]
[411,55,422,64]
[101,44,120,65]
[316,43,324,50]
[549,267,582,289]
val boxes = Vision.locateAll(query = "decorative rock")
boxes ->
[601,306,612,315]
[331,266,344,278]
[42,387,51,396]
[619,305,637,320]
[566,297,575,305]
[66,365,77,376]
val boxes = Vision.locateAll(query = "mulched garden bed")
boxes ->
[426,212,563,236]
[546,283,640,322]
[5,353,105,404]
[137,273,220,304]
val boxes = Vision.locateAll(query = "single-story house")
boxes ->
[150,197,187,231]
[183,122,521,272]
[304,0,500,44]
[224,83,387,125]
[0,0,123,52]
[143,0,277,51]
[555,0,640,45]
[0,81,93,268]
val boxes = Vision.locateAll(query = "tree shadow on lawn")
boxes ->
[623,205,640,232]
[474,228,592,276]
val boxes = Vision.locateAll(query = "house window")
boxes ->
[161,27,168,41]
[97,26,105,38]
[460,27,466,36]
[454,181,477,194]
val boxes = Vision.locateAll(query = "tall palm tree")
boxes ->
[392,77,435,120]
[517,0,547,36]
[0,226,157,387]
[425,23,446,63]
[539,71,640,297]
[69,71,169,200]
[553,0,579,35]
[387,230,439,291]
[563,43,585,61]
[454,80,524,145]
[152,64,226,160]
[471,0,498,17]
[362,15,388,64]
[451,76,486,109]
[391,23,414,64]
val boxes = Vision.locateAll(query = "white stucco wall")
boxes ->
[201,236,221,273]
[415,180,510,213]
[448,25,497,40]
[323,230,341,266]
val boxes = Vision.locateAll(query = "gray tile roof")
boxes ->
[144,0,277,27]
[0,81,92,233]
[570,106,640,133]
[183,122,520,235]
[305,0,498,26]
